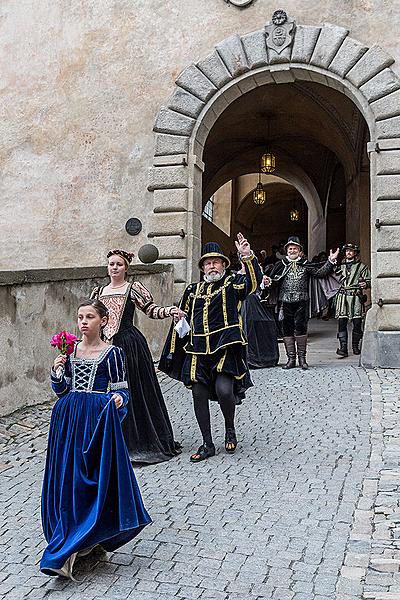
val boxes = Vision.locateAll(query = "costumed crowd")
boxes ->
[40,233,371,579]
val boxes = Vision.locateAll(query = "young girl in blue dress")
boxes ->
[40,299,151,579]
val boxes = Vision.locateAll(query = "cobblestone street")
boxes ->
[1,323,399,600]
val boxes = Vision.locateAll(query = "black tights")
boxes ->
[338,317,363,335]
[192,374,236,445]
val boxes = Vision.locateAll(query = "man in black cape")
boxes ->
[159,232,262,462]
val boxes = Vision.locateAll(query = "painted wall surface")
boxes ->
[0,267,174,416]
[0,0,397,270]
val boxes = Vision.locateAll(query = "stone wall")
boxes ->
[0,265,174,416]
[1,1,399,273]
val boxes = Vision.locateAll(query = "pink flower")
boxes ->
[50,331,78,355]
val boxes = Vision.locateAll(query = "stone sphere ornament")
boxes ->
[138,244,159,264]
[225,0,254,6]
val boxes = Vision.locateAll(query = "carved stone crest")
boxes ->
[225,0,254,7]
[265,10,295,55]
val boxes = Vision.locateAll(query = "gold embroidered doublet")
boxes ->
[177,254,262,355]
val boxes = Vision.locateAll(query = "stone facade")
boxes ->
[0,1,399,367]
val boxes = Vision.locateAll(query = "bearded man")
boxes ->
[335,243,371,358]
[265,236,339,370]
[159,233,262,462]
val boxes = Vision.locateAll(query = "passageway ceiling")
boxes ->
[203,81,369,207]
[236,182,306,232]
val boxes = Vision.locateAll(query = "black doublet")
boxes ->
[270,257,334,303]
[159,254,262,392]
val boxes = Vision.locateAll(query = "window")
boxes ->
[202,196,214,222]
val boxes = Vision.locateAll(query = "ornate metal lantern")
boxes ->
[253,173,266,205]
[260,150,276,174]
[290,208,300,222]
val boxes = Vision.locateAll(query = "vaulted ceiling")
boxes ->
[203,80,369,208]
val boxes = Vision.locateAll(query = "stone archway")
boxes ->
[147,12,400,367]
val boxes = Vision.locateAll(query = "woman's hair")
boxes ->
[78,299,109,320]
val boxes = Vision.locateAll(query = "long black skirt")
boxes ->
[114,325,181,464]
[242,294,279,369]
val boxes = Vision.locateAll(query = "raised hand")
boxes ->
[235,232,251,257]
[329,247,340,262]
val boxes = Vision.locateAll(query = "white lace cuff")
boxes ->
[110,381,128,391]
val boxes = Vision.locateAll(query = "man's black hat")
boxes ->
[198,242,230,270]
[284,236,303,251]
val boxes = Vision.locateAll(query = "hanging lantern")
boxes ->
[261,150,276,174]
[290,208,300,222]
[253,181,266,205]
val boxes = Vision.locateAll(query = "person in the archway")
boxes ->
[238,261,279,369]
[159,233,262,462]
[334,243,371,358]
[264,236,339,370]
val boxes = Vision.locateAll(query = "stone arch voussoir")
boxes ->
[148,16,400,367]
[151,23,400,164]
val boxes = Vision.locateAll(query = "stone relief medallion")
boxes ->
[265,10,295,54]
[225,0,254,7]
[272,9,288,26]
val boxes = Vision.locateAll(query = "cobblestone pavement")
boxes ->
[0,357,399,599]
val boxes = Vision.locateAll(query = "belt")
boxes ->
[339,289,359,296]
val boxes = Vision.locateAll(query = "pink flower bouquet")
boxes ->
[50,331,78,377]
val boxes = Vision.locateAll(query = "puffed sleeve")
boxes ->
[361,264,371,288]
[306,259,334,278]
[130,281,174,319]
[232,253,263,300]
[107,347,130,419]
[50,357,72,398]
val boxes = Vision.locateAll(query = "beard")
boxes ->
[204,270,226,283]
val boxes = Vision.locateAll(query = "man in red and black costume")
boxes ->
[160,233,262,462]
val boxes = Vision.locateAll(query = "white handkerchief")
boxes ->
[174,317,191,338]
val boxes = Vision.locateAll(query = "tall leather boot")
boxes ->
[282,336,296,369]
[352,331,363,355]
[336,331,348,358]
[295,334,308,370]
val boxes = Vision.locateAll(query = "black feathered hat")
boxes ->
[342,243,360,254]
[198,242,230,270]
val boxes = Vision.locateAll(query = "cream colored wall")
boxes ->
[213,180,232,236]
[0,265,174,416]
[1,1,398,270]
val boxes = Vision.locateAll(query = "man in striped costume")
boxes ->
[335,243,371,358]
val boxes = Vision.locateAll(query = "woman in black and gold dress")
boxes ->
[91,249,182,464]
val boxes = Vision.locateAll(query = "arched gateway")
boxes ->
[147,11,400,368]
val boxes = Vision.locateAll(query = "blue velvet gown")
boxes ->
[40,345,151,575]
